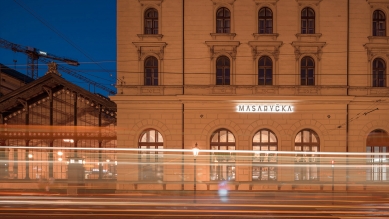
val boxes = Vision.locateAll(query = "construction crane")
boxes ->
[0,38,79,79]
[0,38,116,95]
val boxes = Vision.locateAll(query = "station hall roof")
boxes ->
[0,63,34,84]
[0,71,117,116]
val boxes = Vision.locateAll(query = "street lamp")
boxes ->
[192,143,199,202]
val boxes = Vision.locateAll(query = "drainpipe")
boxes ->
[346,0,349,153]
[181,0,185,191]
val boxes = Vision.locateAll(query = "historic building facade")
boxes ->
[114,0,389,192]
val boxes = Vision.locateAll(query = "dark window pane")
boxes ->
[217,7,230,33]
[217,9,224,16]
[225,9,230,17]
[258,7,273,34]
[259,8,265,16]
[258,56,272,85]
[266,69,272,78]
[373,10,386,36]
[266,8,272,16]
[216,56,230,85]
[144,8,158,34]
[308,9,314,16]
[144,57,158,86]
[308,69,314,78]
[372,58,386,87]
[216,68,223,77]
[217,20,222,28]
[308,20,314,28]
[301,7,315,34]
[225,20,230,28]
[302,8,307,16]
[266,20,272,28]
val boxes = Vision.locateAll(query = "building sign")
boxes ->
[236,104,294,113]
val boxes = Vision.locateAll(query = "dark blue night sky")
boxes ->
[0,0,117,97]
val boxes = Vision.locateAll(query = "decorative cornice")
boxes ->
[295,0,322,6]
[211,0,236,5]
[210,33,237,40]
[367,36,389,43]
[253,33,279,41]
[137,34,163,41]
[253,0,279,6]
[295,33,322,42]
[138,0,163,6]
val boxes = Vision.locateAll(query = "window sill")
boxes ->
[210,33,236,40]
[253,33,279,41]
[137,34,163,41]
[295,33,322,42]
[367,36,389,44]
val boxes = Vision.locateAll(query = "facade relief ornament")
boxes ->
[211,86,236,94]
[370,88,389,95]
[364,43,389,61]
[366,0,389,7]
[298,87,319,95]
[248,41,283,60]
[140,87,164,95]
[291,41,326,60]
[133,42,167,60]
[254,87,278,95]
[205,41,240,60]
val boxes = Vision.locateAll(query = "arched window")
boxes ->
[258,56,273,85]
[138,129,164,181]
[372,58,386,87]
[216,56,230,85]
[216,7,231,33]
[301,56,315,85]
[294,129,320,181]
[144,8,158,34]
[301,7,315,34]
[373,10,386,36]
[144,56,158,86]
[258,7,273,34]
[366,129,389,181]
[252,129,277,181]
[210,129,235,181]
